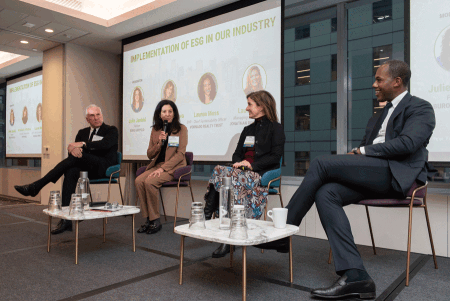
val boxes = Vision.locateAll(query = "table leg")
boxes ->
[230,244,233,268]
[75,220,79,265]
[179,235,185,285]
[103,218,106,243]
[242,246,247,301]
[47,216,52,252]
[289,236,293,283]
[132,214,136,252]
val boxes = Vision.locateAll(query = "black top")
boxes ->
[155,123,172,165]
[232,116,285,176]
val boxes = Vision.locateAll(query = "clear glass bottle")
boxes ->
[219,177,233,230]
[75,171,91,209]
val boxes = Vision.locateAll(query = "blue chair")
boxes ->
[89,152,124,205]
[260,157,283,221]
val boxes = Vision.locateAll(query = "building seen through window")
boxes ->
[331,103,337,130]
[295,105,310,131]
[373,44,392,75]
[295,24,310,40]
[331,54,337,81]
[295,59,310,86]
[295,151,310,176]
[373,0,392,23]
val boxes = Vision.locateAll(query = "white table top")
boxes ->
[174,218,299,246]
[43,206,140,220]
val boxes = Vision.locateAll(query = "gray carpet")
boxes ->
[0,200,448,301]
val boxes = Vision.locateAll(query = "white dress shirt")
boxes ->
[360,90,407,155]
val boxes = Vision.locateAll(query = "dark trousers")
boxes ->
[286,154,403,273]
[42,154,107,206]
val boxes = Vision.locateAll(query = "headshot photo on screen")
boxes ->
[10,109,14,126]
[162,80,177,102]
[243,64,266,95]
[435,26,450,71]
[22,106,28,125]
[36,103,42,123]
[198,73,217,104]
[131,87,144,113]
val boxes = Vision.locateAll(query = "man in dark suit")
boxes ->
[15,105,119,234]
[256,60,436,299]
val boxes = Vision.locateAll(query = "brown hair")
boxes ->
[246,90,278,122]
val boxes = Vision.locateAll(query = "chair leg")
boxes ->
[406,205,414,286]
[117,178,124,205]
[328,248,332,264]
[279,190,284,208]
[159,189,168,222]
[189,181,195,203]
[365,206,376,255]
[173,184,181,231]
[423,203,438,269]
[107,180,112,204]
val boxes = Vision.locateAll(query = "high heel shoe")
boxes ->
[204,184,219,220]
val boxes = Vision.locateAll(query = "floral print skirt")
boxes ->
[206,165,268,220]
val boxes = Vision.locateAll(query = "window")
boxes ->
[331,54,337,81]
[194,164,204,173]
[295,59,310,86]
[295,105,310,131]
[295,24,310,40]
[373,0,392,24]
[295,151,310,176]
[331,103,337,130]
[331,17,337,32]
[372,99,386,115]
[373,44,392,75]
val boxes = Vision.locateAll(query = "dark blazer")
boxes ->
[233,116,285,176]
[359,93,435,195]
[75,123,119,172]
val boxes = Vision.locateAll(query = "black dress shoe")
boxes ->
[204,184,219,220]
[254,237,289,253]
[137,223,150,233]
[51,219,72,235]
[14,183,38,197]
[146,223,162,234]
[212,244,234,258]
[311,275,376,299]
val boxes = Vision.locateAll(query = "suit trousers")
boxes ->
[286,154,402,273]
[41,154,107,206]
[135,163,174,220]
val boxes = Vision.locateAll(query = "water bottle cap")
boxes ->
[80,171,89,178]
[222,177,231,187]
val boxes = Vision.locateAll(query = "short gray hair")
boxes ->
[85,104,102,116]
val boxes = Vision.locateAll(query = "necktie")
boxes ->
[368,102,393,145]
[88,128,97,142]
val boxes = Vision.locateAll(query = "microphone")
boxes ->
[162,120,168,144]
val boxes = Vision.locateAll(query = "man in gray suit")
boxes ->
[257,60,436,299]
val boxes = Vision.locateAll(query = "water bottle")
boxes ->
[75,171,91,209]
[219,177,233,230]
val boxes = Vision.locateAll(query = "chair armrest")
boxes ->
[173,165,192,181]
[136,166,147,177]
[106,165,120,178]
[260,168,281,187]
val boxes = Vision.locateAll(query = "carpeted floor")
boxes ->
[0,199,448,301]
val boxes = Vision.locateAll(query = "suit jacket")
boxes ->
[145,124,188,174]
[75,123,119,172]
[359,93,436,195]
[233,116,285,176]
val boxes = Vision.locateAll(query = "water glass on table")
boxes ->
[189,202,206,229]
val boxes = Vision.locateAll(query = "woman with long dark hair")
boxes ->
[135,100,188,234]
[203,90,285,257]
[198,73,217,104]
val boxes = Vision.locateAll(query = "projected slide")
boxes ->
[6,73,43,157]
[123,0,281,161]
[411,0,450,161]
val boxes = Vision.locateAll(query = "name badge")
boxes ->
[243,136,255,147]
[168,136,180,147]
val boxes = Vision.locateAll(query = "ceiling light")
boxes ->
[32,49,38,51]
[20,40,29,44]
[45,29,54,33]
[23,22,36,28]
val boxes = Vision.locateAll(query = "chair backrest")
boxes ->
[117,152,122,165]
[406,181,427,198]
[260,157,282,187]
[185,152,193,166]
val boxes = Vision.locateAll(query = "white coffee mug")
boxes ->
[267,208,288,229]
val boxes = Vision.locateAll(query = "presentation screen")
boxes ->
[410,0,450,161]
[6,72,43,157]
[123,0,281,161]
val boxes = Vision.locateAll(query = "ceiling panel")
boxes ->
[7,15,52,33]
[0,9,28,28]
[5,37,59,52]
[31,22,72,38]
[0,30,20,45]
[51,28,90,42]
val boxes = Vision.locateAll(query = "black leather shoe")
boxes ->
[137,223,150,233]
[311,275,376,299]
[212,244,235,258]
[14,183,39,197]
[146,223,162,234]
[51,219,72,235]
[204,184,219,220]
[254,237,289,253]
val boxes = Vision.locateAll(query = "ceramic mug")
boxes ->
[267,208,288,229]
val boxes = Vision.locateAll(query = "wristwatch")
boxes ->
[351,147,359,154]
